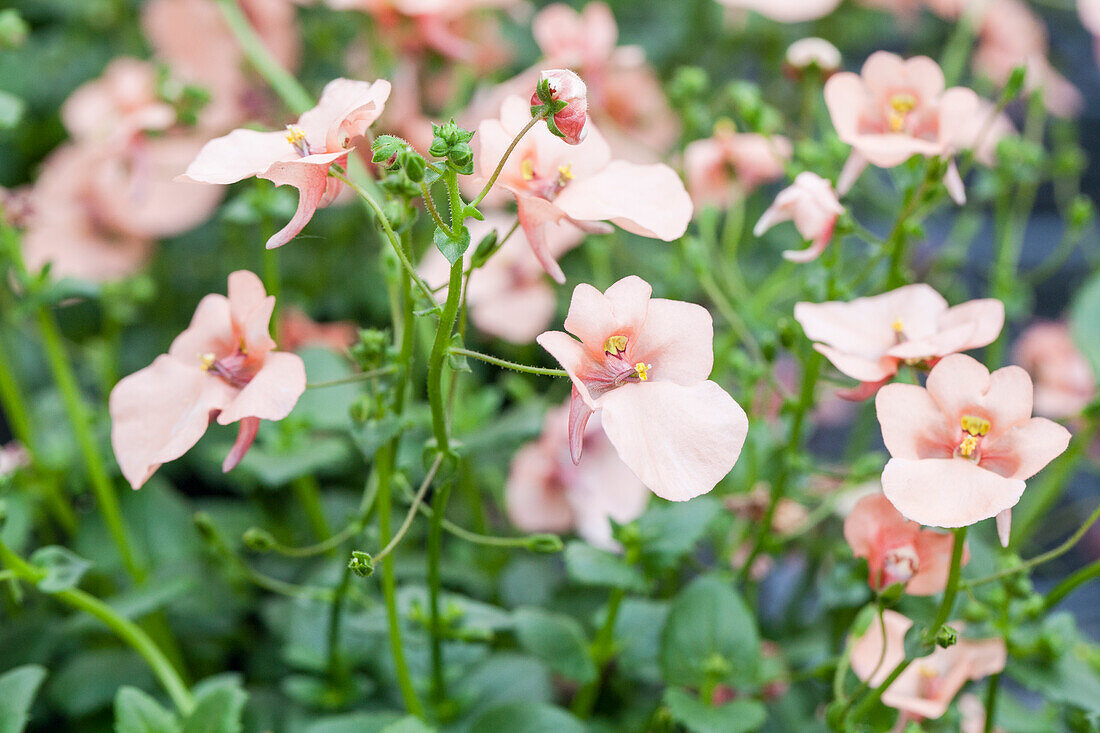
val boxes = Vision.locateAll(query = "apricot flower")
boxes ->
[537,276,748,501]
[507,404,648,551]
[683,123,791,207]
[754,172,844,263]
[876,354,1071,545]
[851,610,1006,720]
[181,78,391,249]
[824,52,982,202]
[110,271,306,489]
[844,493,967,595]
[795,284,1004,399]
[476,96,691,283]
[1012,321,1096,419]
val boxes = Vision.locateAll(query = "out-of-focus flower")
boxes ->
[785,38,841,73]
[876,354,1071,545]
[277,307,358,353]
[0,442,29,478]
[1082,0,1100,63]
[420,214,582,343]
[475,96,691,283]
[507,403,649,551]
[726,485,808,534]
[62,58,176,147]
[182,78,391,249]
[753,172,844,263]
[959,693,1004,733]
[683,122,791,208]
[824,52,982,202]
[844,493,966,595]
[1012,322,1095,420]
[850,610,1006,720]
[531,69,589,145]
[973,0,1082,118]
[144,0,301,129]
[715,0,841,22]
[537,276,748,500]
[110,271,306,489]
[795,284,1003,399]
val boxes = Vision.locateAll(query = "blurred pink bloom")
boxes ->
[959,694,1004,733]
[532,69,589,145]
[182,78,390,249]
[0,442,29,478]
[795,284,1003,398]
[824,52,982,202]
[62,58,176,147]
[507,403,649,551]
[1012,321,1095,419]
[876,354,1071,545]
[144,0,302,129]
[1082,0,1100,63]
[475,96,691,283]
[844,493,967,595]
[278,307,358,353]
[753,172,844,263]
[851,610,1006,721]
[785,38,841,73]
[974,0,1082,118]
[110,271,306,489]
[715,0,841,22]
[420,214,582,343]
[537,276,748,501]
[683,123,791,208]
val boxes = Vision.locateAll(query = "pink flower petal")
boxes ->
[298,78,391,151]
[881,457,1026,528]
[217,351,307,425]
[222,416,260,473]
[569,386,595,464]
[516,194,570,283]
[536,330,596,408]
[599,380,747,501]
[168,293,235,363]
[925,355,1034,432]
[995,509,1012,548]
[227,270,277,356]
[259,155,345,249]
[631,298,714,385]
[981,417,1071,481]
[876,382,955,460]
[180,129,293,184]
[505,442,575,533]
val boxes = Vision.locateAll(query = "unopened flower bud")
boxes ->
[785,38,841,74]
[525,534,564,553]
[348,550,374,578]
[531,69,588,145]
[243,527,276,553]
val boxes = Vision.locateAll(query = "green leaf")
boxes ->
[380,717,437,733]
[351,415,405,459]
[433,225,471,265]
[0,665,47,733]
[513,608,597,684]
[30,545,91,593]
[470,702,585,733]
[1070,271,1100,387]
[615,599,670,684]
[637,496,721,564]
[114,687,180,733]
[662,688,766,733]
[660,575,760,688]
[563,541,646,592]
[182,677,247,733]
[304,713,404,733]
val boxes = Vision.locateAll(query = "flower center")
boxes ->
[198,347,256,389]
[887,93,917,133]
[954,414,991,461]
[604,334,628,356]
[518,155,573,199]
[881,544,919,587]
[634,362,651,381]
[600,335,652,387]
[285,125,311,156]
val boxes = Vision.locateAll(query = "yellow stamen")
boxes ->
[557,164,574,181]
[892,320,904,333]
[604,335,628,355]
[960,414,991,436]
[958,434,980,458]
[887,93,917,132]
[520,158,535,181]
[199,352,216,371]
[285,125,307,146]
[634,362,651,381]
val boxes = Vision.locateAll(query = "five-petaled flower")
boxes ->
[824,52,981,202]
[795,283,1004,400]
[876,353,1071,546]
[181,78,391,249]
[754,171,844,263]
[537,276,748,501]
[844,492,967,595]
[110,270,307,489]
[475,96,692,283]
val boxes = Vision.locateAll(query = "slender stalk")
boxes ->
[449,347,567,377]
[307,366,397,389]
[214,0,312,115]
[847,658,912,723]
[571,587,626,718]
[291,475,331,541]
[36,307,144,582]
[420,182,453,238]
[926,527,968,639]
[373,455,442,563]
[0,537,194,715]
[470,115,544,208]
[1043,557,1100,611]
[983,673,1001,733]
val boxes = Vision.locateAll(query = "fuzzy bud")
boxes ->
[531,69,588,145]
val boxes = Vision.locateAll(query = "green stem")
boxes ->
[373,455,442,563]
[263,247,281,331]
[36,307,144,582]
[962,503,1100,589]
[983,673,1001,733]
[214,0,313,115]
[307,366,397,389]
[1043,557,1100,611]
[470,115,544,208]
[927,527,968,639]
[421,182,453,238]
[571,587,626,718]
[449,347,567,377]
[0,537,194,715]
[291,475,330,542]
[847,658,912,723]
